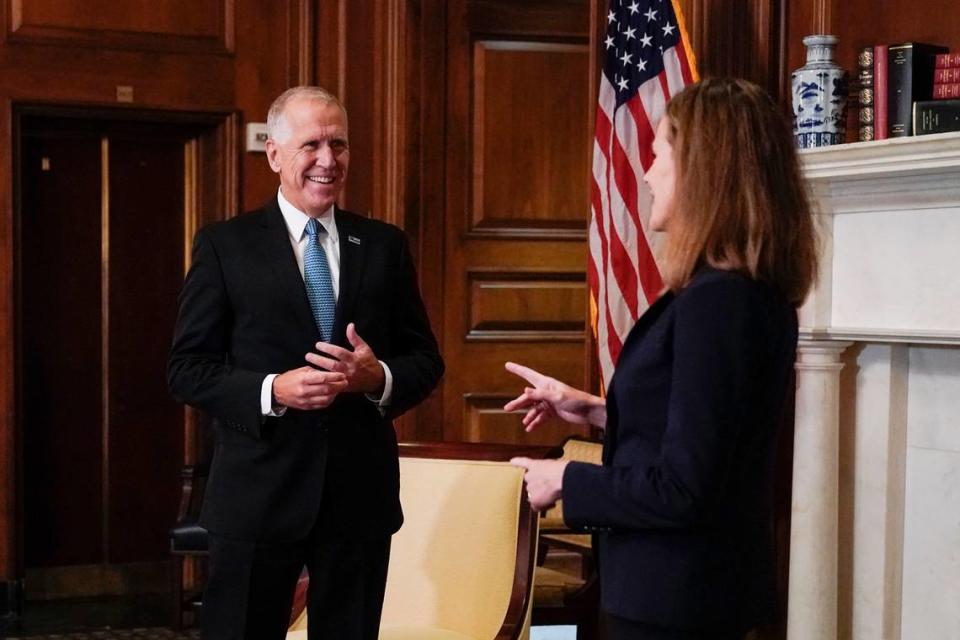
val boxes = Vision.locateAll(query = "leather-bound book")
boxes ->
[933,83,960,100]
[858,46,875,141]
[934,67,960,84]
[888,43,949,137]
[874,44,888,140]
[934,53,960,68]
[913,99,960,135]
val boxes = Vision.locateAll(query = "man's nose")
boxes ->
[314,145,335,167]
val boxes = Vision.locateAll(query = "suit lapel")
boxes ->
[332,208,367,346]
[260,201,320,340]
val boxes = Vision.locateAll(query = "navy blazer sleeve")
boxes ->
[563,277,766,530]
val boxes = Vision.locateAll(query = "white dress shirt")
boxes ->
[260,189,393,416]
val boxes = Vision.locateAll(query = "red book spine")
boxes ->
[934,67,960,83]
[933,83,960,99]
[935,53,960,68]
[874,44,888,139]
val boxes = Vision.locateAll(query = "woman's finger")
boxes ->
[505,361,549,386]
[526,413,547,432]
[504,394,534,412]
[522,406,542,427]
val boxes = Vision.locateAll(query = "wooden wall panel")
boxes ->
[472,41,589,237]
[676,0,783,97]
[442,0,591,444]
[467,271,586,341]
[0,49,235,111]
[234,0,308,213]
[468,0,588,39]
[312,0,378,217]
[463,393,579,446]
[830,0,960,63]
[7,0,234,54]
[317,0,422,229]
[405,0,448,442]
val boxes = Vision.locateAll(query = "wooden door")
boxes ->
[441,0,594,445]
[18,116,196,597]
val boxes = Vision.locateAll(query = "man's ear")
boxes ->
[265,140,281,174]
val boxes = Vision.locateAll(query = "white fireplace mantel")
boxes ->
[798,131,960,347]
[787,133,960,640]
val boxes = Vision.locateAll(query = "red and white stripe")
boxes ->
[588,12,696,389]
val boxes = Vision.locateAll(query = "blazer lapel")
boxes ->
[260,201,319,340]
[332,208,367,346]
[602,288,673,465]
[619,288,673,355]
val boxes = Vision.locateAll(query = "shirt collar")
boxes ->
[277,189,338,243]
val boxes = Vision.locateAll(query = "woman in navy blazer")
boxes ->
[508,78,818,639]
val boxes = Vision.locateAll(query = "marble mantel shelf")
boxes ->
[797,132,960,347]
[800,131,960,213]
[801,130,960,179]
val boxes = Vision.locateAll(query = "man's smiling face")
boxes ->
[266,96,349,217]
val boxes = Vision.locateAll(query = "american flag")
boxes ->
[589,0,698,388]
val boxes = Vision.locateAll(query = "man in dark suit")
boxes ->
[168,86,444,640]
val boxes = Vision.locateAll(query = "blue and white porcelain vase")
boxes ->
[791,35,849,148]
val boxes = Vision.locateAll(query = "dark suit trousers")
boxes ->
[202,522,391,640]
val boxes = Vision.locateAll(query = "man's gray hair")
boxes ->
[267,86,347,143]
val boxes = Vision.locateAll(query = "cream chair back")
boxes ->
[380,457,529,639]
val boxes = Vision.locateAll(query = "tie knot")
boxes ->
[305,218,326,239]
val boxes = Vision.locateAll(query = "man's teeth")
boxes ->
[308,176,334,184]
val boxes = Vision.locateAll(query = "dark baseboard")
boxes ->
[25,561,169,600]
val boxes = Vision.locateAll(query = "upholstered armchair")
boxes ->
[287,442,550,640]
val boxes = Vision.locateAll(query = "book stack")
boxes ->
[933,53,960,99]
[916,52,960,135]
[859,42,947,138]
[888,43,947,136]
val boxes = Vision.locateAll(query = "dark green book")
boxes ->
[913,99,960,135]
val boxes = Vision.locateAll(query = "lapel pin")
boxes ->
[348,235,362,245]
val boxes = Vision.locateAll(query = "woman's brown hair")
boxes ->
[659,77,817,306]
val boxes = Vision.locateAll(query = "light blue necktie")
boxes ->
[304,218,336,340]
